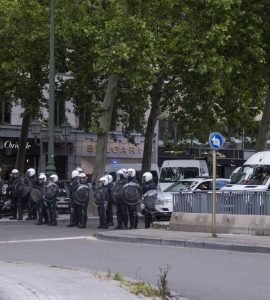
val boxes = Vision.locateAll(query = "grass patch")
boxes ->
[129,281,158,297]
[113,272,159,298]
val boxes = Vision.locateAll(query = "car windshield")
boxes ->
[165,181,198,192]
[230,165,270,185]
[160,167,199,183]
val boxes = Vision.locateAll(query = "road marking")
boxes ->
[0,236,97,244]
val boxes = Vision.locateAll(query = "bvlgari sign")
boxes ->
[86,141,143,157]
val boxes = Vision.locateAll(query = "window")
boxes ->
[54,101,65,127]
[0,101,11,124]
[231,165,270,185]
[160,167,199,183]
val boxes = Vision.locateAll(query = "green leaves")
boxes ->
[1,0,270,145]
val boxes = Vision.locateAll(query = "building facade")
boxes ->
[0,102,157,179]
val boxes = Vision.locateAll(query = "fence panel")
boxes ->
[173,191,270,215]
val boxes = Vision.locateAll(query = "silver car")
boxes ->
[146,178,229,220]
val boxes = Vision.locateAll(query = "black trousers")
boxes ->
[144,211,154,228]
[106,200,114,225]
[77,202,89,227]
[127,204,138,229]
[17,197,24,220]
[68,200,80,226]
[98,202,107,227]
[46,200,57,225]
[27,197,37,219]
[116,201,128,227]
[10,197,17,218]
[37,200,49,224]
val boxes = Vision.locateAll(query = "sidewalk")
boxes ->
[0,261,149,300]
[97,226,270,254]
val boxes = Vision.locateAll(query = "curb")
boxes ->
[96,232,270,254]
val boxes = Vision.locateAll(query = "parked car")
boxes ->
[144,178,230,220]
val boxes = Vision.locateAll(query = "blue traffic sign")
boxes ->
[209,132,225,150]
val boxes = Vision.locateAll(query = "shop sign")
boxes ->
[87,142,143,155]
[0,138,39,155]
[4,140,31,150]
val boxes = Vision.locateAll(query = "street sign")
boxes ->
[208,132,225,238]
[209,132,225,150]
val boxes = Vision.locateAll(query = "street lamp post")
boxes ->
[30,1,72,177]
[30,118,72,173]
[46,0,56,176]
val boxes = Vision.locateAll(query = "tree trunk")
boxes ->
[141,78,164,175]
[15,112,31,174]
[92,74,118,184]
[256,85,270,152]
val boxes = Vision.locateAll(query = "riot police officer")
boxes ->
[113,169,129,229]
[94,176,109,229]
[25,168,38,220]
[76,172,91,228]
[45,174,59,226]
[125,168,141,229]
[7,169,23,220]
[36,173,49,225]
[105,174,114,227]
[67,170,80,227]
[142,172,157,228]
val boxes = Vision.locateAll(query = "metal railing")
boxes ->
[173,191,270,215]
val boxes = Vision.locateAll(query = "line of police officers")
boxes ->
[94,168,157,229]
[2,166,157,229]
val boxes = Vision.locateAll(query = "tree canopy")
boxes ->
[1,0,270,173]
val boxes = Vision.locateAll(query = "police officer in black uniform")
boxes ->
[105,174,114,227]
[125,168,141,229]
[25,168,38,220]
[94,176,109,229]
[7,169,22,220]
[113,169,129,229]
[36,173,49,225]
[142,172,157,228]
[45,174,59,226]
[77,172,91,228]
[67,170,80,227]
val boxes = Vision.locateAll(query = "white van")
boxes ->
[105,163,160,183]
[222,151,270,191]
[159,159,209,191]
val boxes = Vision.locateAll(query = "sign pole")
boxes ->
[209,132,224,238]
[212,149,217,238]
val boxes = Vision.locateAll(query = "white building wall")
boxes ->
[65,101,78,128]
[11,104,24,126]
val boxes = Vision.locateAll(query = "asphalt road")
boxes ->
[1,221,270,300]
